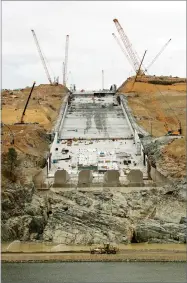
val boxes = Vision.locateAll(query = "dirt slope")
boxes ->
[118,75,186,179]
[2,84,68,130]
[1,84,69,184]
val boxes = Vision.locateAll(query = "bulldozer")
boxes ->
[90,243,118,254]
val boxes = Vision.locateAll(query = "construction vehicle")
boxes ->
[31,29,58,86]
[165,121,182,136]
[15,81,36,124]
[90,244,118,254]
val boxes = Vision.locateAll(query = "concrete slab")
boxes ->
[60,95,132,139]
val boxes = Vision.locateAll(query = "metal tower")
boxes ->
[63,35,69,86]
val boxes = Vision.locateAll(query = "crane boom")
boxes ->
[113,19,144,75]
[31,30,53,85]
[20,81,36,123]
[63,35,69,86]
[112,33,135,71]
[146,38,172,72]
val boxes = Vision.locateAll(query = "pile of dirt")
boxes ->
[118,75,186,179]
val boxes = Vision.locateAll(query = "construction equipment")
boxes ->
[31,29,58,85]
[131,50,147,90]
[90,244,118,254]
[145,39,172,72]
[20,81,36,124]
[112,33,135,70]
[113,19,144,75]
[63,35,69,86]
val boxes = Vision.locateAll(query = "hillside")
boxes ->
[118,75,186,179]
[1,84,69,184]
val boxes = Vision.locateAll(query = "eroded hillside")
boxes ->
[118,75,186,179]
[1,84,69,185]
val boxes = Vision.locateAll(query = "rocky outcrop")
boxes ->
[1,183,187,244]
[1,183,47,241]
[133,219,186,243]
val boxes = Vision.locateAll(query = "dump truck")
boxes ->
[90,244,118,254]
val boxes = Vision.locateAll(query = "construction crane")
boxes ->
[131,50,147,90]
[63,35,69,86]
[113,19,144,75]
[20,81,36,124]
[112,33,135,70]
[145,39,172,72]
[31,30,57,85]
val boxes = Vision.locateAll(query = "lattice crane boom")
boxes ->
[146,38,172,72]
[63,35,69,86]
[31,30,53,85]
[112,33,135,71]
[113,19,144,75]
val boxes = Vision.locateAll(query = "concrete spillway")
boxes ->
[47,93,149,182]
[59,96,132,139]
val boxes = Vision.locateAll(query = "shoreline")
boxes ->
[2,250,186,263]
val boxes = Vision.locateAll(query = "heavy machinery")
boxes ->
[112,32,137,71]
[113,20,171,77]
[31,29,58,86]
[19,81,36,124]
[113,19,145,75]
[145,39,172,72]
[90,244,118,254]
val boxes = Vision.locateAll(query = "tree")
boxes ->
[7,148,18,181]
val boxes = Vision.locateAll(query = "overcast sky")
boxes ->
[2,1,186,90]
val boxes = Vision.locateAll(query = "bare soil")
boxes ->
[2,250,186,262]
[1,84,69,184]
[118,75,186,179]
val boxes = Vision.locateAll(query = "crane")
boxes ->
[112,33,135,70]
[131,50,147,90]
[63,35,69,86]
[20,81,36,124]
[31,30,57,85]
[145,38,172,72]
[113,19,144,75]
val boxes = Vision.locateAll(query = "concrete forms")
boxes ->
[47,93,149,187]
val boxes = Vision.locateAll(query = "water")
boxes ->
[2,262,186,283]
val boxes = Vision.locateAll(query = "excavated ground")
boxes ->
[1,77,187,254]
[118,75,186,179]
[1,84,68,185]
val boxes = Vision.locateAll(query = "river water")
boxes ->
[2,262,186,283]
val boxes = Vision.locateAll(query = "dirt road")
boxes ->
[2,249,186,262]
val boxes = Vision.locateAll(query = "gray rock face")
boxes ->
[1,181,187,244]
[43,190,131,244]
[134,219,186,243]
[179,217,187,224]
